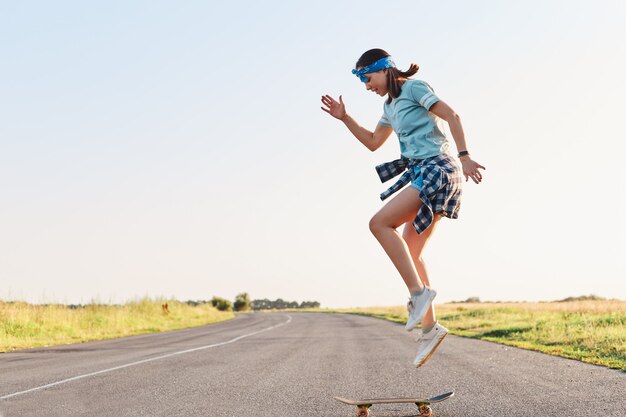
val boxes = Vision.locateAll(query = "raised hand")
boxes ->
[321,95,346,121]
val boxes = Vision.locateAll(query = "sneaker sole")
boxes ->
[415,332,447,368]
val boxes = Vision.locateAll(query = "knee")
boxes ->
[369,215,384,236]
[369,214,397,237]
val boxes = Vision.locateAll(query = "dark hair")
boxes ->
[355,48,419,104]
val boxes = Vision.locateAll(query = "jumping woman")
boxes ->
[321,49,485,367]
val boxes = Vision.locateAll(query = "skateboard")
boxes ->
[334,391,453,417]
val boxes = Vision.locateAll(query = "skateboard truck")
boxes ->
[354,402,432,417]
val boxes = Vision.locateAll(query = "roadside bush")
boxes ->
[211,297,232,312]
[233,293,251,312]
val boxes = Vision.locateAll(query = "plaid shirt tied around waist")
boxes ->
[375,153,462,234]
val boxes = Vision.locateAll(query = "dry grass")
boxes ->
[0,299,234,352]
[331,300,626,319]
[440,300,626,314]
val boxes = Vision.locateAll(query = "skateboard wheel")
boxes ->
[418,405,432,417]
[357,406,369,417]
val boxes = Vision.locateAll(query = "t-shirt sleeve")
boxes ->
[409,80,440,110]
[378,112,392,127]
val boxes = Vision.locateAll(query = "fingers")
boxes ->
[462,160,485,184]
[321,96,334,112]
[321,94,345,119]
[464,170,482,184]
[321,95,344,109]
[465,173,477,184]
[321,95,335,105]
[321,97,337,112]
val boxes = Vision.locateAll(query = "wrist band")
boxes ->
[458,151,469,157]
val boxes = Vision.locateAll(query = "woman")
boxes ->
[321,48,485,367]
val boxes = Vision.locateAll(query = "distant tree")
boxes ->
[211,296,232,311]
[274,298,287,309]
[233,293,251,312]
[558,294,606,302]
[252,298,271,310]
[300,301,321,308]
[250,298,321,310]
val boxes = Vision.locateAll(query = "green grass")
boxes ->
[311,301,626,371]
[0,299,234,352]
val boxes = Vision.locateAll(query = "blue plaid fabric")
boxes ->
[375,153,462,234]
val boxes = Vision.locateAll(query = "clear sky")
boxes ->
[1,1,625,307]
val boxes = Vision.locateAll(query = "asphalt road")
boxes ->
[0,312,624,417]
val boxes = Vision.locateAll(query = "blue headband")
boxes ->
[352,56,396,82]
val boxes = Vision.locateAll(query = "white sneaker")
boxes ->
[413,323,448,367]
[405,288,437,331]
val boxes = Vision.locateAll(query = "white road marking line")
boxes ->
[1,314,292,401]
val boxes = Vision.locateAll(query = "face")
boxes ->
[362,69,388,96]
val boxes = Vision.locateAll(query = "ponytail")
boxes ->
[386,64,419,104]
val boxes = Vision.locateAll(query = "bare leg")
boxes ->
[369,186,426,294]
[402,213,444,328]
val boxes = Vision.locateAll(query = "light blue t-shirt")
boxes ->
[378,79,449,160]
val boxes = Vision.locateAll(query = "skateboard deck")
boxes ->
[334,391,453,417]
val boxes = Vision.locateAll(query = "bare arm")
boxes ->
[429,101,486,184]
[341,113,393,151]
[321,94,393,152]
[429,101,468,156]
